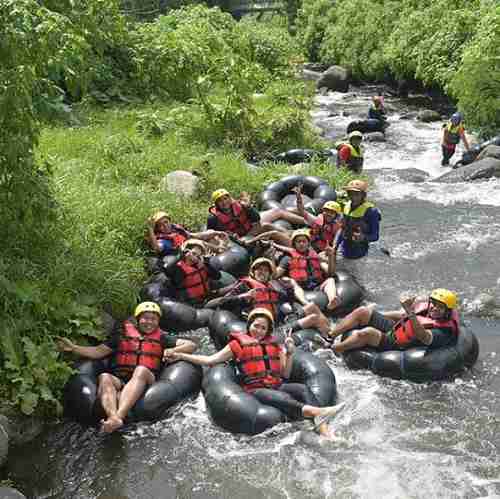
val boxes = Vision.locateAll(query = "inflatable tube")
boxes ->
[260,175,337,216]
[204,313,338,434]
[455,134,500,167]
[274,149,335,165]
[63,359,202,425]
[304,270,364,317]
[340,325,479,382]
[346,119,386,135]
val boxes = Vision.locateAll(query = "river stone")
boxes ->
[417,109,441,122]
[399,112,418,120]
[476,145,500,161]
[316,66,350,93]
[0,488,27,499]
[162,171,199,196]
[364,132,386,142]
[2,414,44,446]
[435,157,500,183]
[301,69,322,82]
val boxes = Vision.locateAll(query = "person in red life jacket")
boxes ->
[207,189,306,247]
[324,288,460,354]
[205,257,309,322]
[275,229,340,311]
[57,302,196,433]
[146,210,228,256]
[164,239,221,306]
[337,131,364,173]
[294,185,344,256]
[336,179,381,260]
[165,308,345,437]
[441,112,470,166]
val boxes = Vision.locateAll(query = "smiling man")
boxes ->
[324,288,460,353]
[57,302,196,433]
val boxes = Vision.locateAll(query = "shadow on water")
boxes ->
[6,86,500,499]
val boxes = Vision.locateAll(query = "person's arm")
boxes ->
[275,257,290,279]
[400,297,432,345]
[361,208,381,243]
[326,245,337,277]
[162,338,197,361]
[280,337,296,379]
[190,229,228,242]
[460,129,470,151]
[57,337,113,360]
[165,344,233,366]
[441,126,448,146]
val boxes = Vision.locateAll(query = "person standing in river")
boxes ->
[368,95,387,124]
[441,112,470,166]
[57,302,197,433]
[336,180,381,260]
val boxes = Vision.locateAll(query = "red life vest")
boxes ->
[155,224,188,250]
[310,214,342,251]
[240,277,281,317]
[208,201,253,237]
[176,259,210,304]
[288,249,324,285]
[112,321,163,378]
[393,302,460,347]
[229,332,282,392]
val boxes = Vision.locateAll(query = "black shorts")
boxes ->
[368,310,395,333]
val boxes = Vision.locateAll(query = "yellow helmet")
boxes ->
[211,188,230,204]
[250,257,276,277]
[181,238,206,255]
[322,201,342,213]
[345,179,368,193]
[134,301,162,318]
[151,211,169,225]
[430,289,458,310]
[291,228,311,245]
[247,307,274,327]
[348,130,363,140]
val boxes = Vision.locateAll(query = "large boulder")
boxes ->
[476,145,500,161]
[0,488,27,499]
[162,170,199,196]
[417,109,441,122]
[0,419,8,467]
[435,157,500,183]
[317,66,350,93]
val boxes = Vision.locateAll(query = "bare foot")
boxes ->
[101,415,124,433]
[327,296,340,311]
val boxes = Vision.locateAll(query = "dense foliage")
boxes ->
[0,1,340,416]
[296,0,500,135]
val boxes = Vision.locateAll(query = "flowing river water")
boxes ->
[5,86,500,499]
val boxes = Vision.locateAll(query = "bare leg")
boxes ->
[260,208,306,226]
[102,366,155,433]
[295,303,331,335]
[321,277,339,311]
[327,305,373,340]
[97,373,122,425]
[332,327,382,353]
[246,228,292,246]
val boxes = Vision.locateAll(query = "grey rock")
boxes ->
[0,487,27,499]
[476,145,500,161]
[435,157,500,183]
[162,170,199,196]
[417,109,441,122]
[316,66,350,93]
[1,414,44,446]
[399,112,418,120]
[372,168,430,183]
[301,69,322,82]
[364,132,386,142]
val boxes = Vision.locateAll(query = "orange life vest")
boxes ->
[288,249,324,285]
[310,214,342,252]
[176,259,210,304]
[239,277,281,317]
[229,332,282,392]
[393,302,460,347]
[208,201,253,237]
[112,321,163,378]
[155,224,188,250]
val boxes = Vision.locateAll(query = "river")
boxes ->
[5,86,500,499]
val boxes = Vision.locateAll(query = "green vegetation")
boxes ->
[296,0,500,135]
[0,1,355,416]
